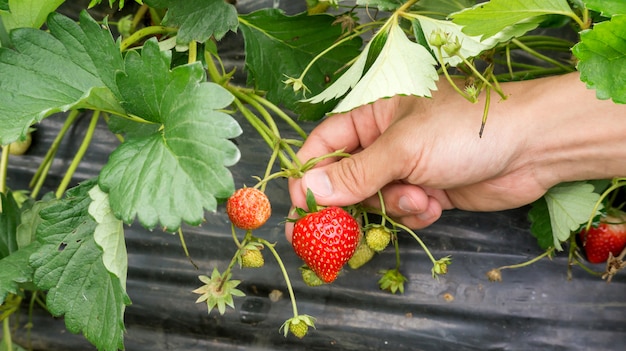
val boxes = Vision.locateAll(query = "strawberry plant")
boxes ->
[1,0,626,349]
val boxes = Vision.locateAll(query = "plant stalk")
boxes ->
[55,111,100,199]
[30,110,80,198]
[0,144,9,195]
[258,238,299,317]
[2,317,12,351]
[120,26,177,51]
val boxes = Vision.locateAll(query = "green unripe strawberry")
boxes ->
[4,132,32,156]
[241,248,264,268]
[289,320,309,339]
[348,238,375,269]
[281,315,316,339]
[365,225,392,252]
[299,265,326,287]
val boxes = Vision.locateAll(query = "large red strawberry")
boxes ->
[579,214,626,264]
[226,187,271,230]
[291,206,360,283]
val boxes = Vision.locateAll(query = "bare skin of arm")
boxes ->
[286,72,626,240]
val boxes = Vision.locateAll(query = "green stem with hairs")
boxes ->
[510,38,574,73]
[120,25,177,51]
[248,93,308,140]
[30,110,80,198]
[0,144,8,195]
[2,317,12,351]
[55,111,100,199]
[496,247,555,271]
[258,238,300,317]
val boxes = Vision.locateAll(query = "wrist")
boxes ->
[519,73,626,188]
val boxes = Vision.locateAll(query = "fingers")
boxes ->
[361,183,448,227]
[297,144,403,208]
[285,183,451,243]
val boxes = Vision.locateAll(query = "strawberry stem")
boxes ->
[119,25,177,51]
[376,191,387,227]
[390,220,438,265]
[478,86,491,138]
[584,177,626,232]
[232,89,281,140]
[230,224,243,249]
[55,111,99,199]
[248,92,308,141]
[392,227,401,270]
[257,146,280,193]
[219,231,253,291]
[436,46,475,103]
[178,228,198,270]
[0,143,8,195]
[257,238,301,318]
[29,110,80,199]
[509,38,574,74]
[2,316,12,351]
[495,247,555,271]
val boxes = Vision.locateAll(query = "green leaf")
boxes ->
[584,0,626,17]
[99,39,241,231]
[356,0,403,11]
[0,340,27,351]
[0,0,64,31]
[528,197,556,250]
[332,23,438,113]
[88,185,127,290]
[413,0,476,19]
[88,0,143,9]
[16,197,55,250]
[0,11,125,145]
[238,9,362,120]
[29,179,130,351]
[0,191,20,259]
[572,15,626,103]
[0,243,38,304]
[302,27,387,105]
[105,114,161,139]
[451,0,574,39]
[543,182,602,251]
[145,0,238,42]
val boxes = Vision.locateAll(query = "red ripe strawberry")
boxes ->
[291,206,360,283]
[579,215,626,264]
[226,188,271,230]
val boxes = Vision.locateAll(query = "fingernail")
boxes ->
[304,168,333,198]
[399,196,418,213]
[417,211,434,222]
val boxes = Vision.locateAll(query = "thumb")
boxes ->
[301,148,399,207]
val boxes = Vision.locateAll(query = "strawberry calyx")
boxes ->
[378,268,407,294]
[192,268,245,315]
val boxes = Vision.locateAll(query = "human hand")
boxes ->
[286,73,626,240]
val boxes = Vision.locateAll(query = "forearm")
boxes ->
[514,72,626,188]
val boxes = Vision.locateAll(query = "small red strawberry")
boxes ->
[579,214,626,264]
[291,206,360,283]
[226,187,271,230]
